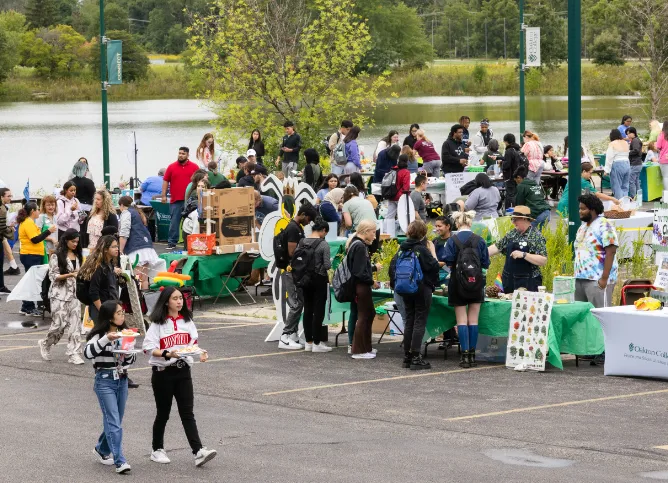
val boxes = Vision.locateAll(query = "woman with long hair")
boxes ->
[17,203,57,317]
[36,195,59,258]
[118,196,159,290]
[605,128,631,199]
[39,228,84,364]
[79,235,122,323]
[143,287,217,467]
[196,133,215,169]
[87,190,118,250]
[348,172,367,196]
[403,123,420,149]
[343,126,362,174]
[84,300,136,474]
[248,129,265,165]
[56,181,83,238]
[521,130,544,182]
[317,173,339,202]
[373,129,400,162]
[184,170,209,202]
[655,121,668,191]
[400,145,419,174]
[413,129,441,175]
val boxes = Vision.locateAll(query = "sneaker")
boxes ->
[128,378,139,389]
[410,355,431,371]
[195,447,217,467]
[288,332,302,345]
[38,339,51,361]
[351,352,376,359]
[371,348,378,355]
[166,244,176,251]
[3,266,20,276]
[402,353,412,369]
[115,462,131,474]
[348,345,352,355]
[312,342,333,353]
[0,286,11,294]
[68,353,85,365]
[304,342,313,352]
[21,321,37,328]
[150,449,171,464]
[19,309,31,316]
[94,448,114,466]
[278,334,303,350]
[30,309,43,317]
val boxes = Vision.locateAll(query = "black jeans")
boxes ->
[504,179,517,210]
[302,275,328,344]
[401,283,433,353]
[151,366,202,454]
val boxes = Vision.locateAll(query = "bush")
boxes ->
[471,63,487,84]
[591,31,625,66]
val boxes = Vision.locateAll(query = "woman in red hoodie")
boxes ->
[386,154,411,223]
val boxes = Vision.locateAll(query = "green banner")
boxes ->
[106,40,123,85]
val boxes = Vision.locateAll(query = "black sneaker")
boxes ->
[166,244,176,250]
[402,353,412,369]
[128,378,139,389]
[0,286,11,294]
[410,354,431,371]
[4,267,20,276]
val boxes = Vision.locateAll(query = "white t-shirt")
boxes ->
[143,315,199,367]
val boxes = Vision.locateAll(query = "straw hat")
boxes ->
[510,205,534,221]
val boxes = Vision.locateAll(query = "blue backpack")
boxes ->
[394,249,423,295]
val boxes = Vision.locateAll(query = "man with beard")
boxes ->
[441,124,469,174]
[161,147,199,250]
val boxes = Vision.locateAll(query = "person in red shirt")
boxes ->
[161,147,199,249]
[413,129,442,176]
[386,154,411,224]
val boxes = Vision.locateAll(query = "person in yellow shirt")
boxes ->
[17,202,56,316]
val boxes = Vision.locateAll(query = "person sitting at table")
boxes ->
[487,206,547,294]
[118,196,159,290]
[513,166,551,229]
[544,145,566,200]
[443,210,489,368]
[316,174,340,203]
[373,144,401,184]
[140,168,166,205]
[482,139,502,171]
[319,187,344,227]
[557,162,619,217]
[389,220,439,370]
[206,161,226,188]
[235,156,248,184]
[401,145,419,174]
[254,190,278,226]
[458,173,500,222]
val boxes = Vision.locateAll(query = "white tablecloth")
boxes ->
[6,264,48,303]
[591,305,668,380]
[610,212,654,231]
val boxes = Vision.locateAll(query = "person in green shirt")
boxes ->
[557,162,619,216]
[514,165,551,229]
[206,161,226,187]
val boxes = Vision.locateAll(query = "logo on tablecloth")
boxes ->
[629,343,634,352]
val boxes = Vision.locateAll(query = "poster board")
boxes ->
[444,172,477,204]
[652,204,668,251]
[505,290,554,371]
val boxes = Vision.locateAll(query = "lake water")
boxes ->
[0,96,646,192]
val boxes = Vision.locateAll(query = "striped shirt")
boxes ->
[84,333,136,372]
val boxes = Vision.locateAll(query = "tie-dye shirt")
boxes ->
[574,216,619,283]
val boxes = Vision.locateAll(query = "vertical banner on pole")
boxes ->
[525,27,541,67]
[106,40,123,85]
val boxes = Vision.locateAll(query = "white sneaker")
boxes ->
[371,348,378,355]
[38,339,51,361]
[278,334,303,350]
[304,342,313,352]
[288,332,303,344]
[150,449,170,464]
[348,345,352,355]
[93,448,114,466]
[312,343,333,353]
[195,447,217,467]
[115,462,131,474]
[68,353,85,365]
[351,352,376,359]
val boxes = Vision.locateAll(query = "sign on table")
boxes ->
[444,172,476,203]
[654,268,668,290]
[506,291,554,371]
[653,205,668,250]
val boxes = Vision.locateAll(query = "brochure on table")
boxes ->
[506,291,554,371]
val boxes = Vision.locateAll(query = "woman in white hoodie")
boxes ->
[470,119,494,165]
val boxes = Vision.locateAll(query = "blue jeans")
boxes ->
[331,164,344,176]
[629,164,642,198]
[531,210,551,230]
[609,160,630,200]
[168,201,184,245]
[19,254,44,312]
[94,370,129,467]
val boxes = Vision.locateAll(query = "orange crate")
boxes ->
[187,234,216,256]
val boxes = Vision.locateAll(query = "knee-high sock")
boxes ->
[469,325,479,351]
[457,325,469,352]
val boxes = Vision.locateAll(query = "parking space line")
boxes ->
[444,389,668,422]
[128,349,305,372]
[198,322,275,332]
[0,345,34,352]
[0,331,48,339]
[263,365,502,396]
[654,445,668,451]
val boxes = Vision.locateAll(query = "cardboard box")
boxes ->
[204,188,256,246]
[372,313,389,335]
[216,243,260,255]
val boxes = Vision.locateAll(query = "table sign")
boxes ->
[506,290,554,371]
[652,204,668,251]
[444,172,476,203]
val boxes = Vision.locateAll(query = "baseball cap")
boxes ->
[246,149,257,157]
[251,165,268,176]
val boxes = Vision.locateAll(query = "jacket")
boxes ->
[0,204,13,241]
[515,179,551,218]
[392,167,411,202]
[470,128,494,164]
[502,143,523,180]
[629,137,643,166]
[389,238,440,291]
[55,195,82,232]
[373,148,397,183]
[278,133,302,164]
[345,140,361,168]
[347,236,374,285]
[441,138,467,173]
[71,176,96,205]
[89,263,119,304]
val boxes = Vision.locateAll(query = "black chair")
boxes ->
[214,252,260,306]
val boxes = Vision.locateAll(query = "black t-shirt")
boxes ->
[72,176,96,205]
[284,220,304,246]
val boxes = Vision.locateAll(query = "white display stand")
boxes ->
[591,305,668,380]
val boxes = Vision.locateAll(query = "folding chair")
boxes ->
[214,252,259,306]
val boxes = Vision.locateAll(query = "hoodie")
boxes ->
[441,137,468,173]
[389,238,440,291]
[502,143,523,180]
[515,178,551,218]
[55,194,82,232]
[391,166,411,202]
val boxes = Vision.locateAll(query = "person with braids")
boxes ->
[39,228,84,364]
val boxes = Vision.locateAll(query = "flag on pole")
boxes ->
[23,180,30,201]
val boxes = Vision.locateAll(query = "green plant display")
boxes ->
[519,335,525,344]
[371,238,399,283]
[535,348,543,361]
[519,348,525,357]
[540,218,574,292]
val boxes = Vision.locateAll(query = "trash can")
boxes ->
[150,200,171,242]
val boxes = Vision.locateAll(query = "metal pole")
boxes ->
[467,18,469,58]
[100,0,110,190]
[431,18,434,49]
[567,0,582,242]
[449,19,451,57]
[519,0,526,135]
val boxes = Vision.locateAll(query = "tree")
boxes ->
[104,3,129,32]
[0,29,14,83]
[0,10,28,71]
[25,0,58,28]
[20,24,88,77]
[89,29,150,81]
[526,1,566,70]
[591,30,624,66]
[187,0,390,161]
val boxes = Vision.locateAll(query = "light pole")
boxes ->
[519,0,526,135]
[100,0,110,189]
[567,0,582,242]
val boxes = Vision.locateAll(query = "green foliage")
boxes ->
[89,30,150,82]
[20,24,89,78]
[471,63,487,84]
[25,0,58,29]
[591,30,625,66]
[188,0,390,159]
[0,11,28,77]
[371,238,399,282]
[539,217,574,292]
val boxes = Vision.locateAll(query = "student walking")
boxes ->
[79,235,122,323]
[143,287,217,467]
[84,300,136,474]
[39,229,84,364]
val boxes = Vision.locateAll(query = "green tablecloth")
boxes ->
[327,289,604,370]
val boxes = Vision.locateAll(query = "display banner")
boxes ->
[526,27,541,67]
[107,40,123,85]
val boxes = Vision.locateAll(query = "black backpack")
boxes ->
[273,220,302,270]
[459,180,477,196]
[453,234,484,298]
[41,275,52,313]
[290,238,324,288]
[76,276,92,305]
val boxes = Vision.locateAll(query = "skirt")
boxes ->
[447,272,485,306]
[126,247,160,265]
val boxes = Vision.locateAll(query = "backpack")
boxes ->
[380,170,398,200]
[323,131,339,155]
[459,180,477,196]
[453,234,484,298]
[273,220,301,270]
[290,239,324,288]
[332,240,362,302]
[332,137,348,166]
[41,274,52,314]
[393,249,423,295]
[76,276,92,305]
